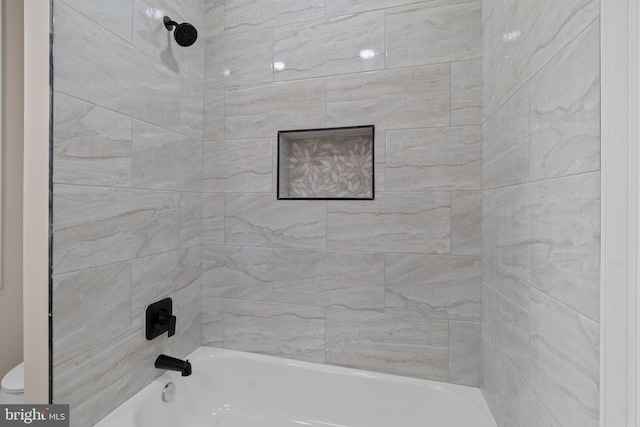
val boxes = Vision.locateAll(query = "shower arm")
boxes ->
[163,17,179,31]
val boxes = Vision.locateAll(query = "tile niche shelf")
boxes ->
[278,125,375,200]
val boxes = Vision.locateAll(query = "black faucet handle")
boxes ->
[158,311,176,337]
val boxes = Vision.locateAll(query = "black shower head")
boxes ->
[164,16,198,47]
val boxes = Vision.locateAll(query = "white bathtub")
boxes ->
[95,347,497,427]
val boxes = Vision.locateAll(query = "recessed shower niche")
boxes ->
[277,125,374,200]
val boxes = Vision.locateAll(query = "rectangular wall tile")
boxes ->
[225,79,327,139]
[327,192,450,253]
[132,120,203,191]
[495,172,600,321]
[530,20,600,180]
[451,59,482,126]
[223,300,326,362]
[480,327,496,413]
[451,191,481,256]
[326,307,449,380]
[202,245,273,300]
[60,0,133,42]
[494,351,560,427]
[385,254,481,321]
[327,65,450,130]
[273,249,384,309]
[204,88,224,140]
[326,0,425,16]
[386,127,481,191]
[273,11,385,81]
[386,0,481,68]
[202,193,225,245]
[530,289,599,427]
[224,0,325,33]
[483,0,599,118]
[179,78,205,139]
[53,93,132,187]
[53,262,132,365]
[203,139,273,192]
[53,185,180,274]
[54,2,182,130]
[484,262,530,381]
[449,321,480,386]
[131,246,202,329]
[482,85,530,189]
[180,192,203,247]
[206,28,273,89]
[202,296,224,347]
[226,193,327,249]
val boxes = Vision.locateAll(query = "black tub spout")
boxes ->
[155,354,192,377]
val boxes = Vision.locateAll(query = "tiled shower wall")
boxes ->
[51,1,205,425]
[202,0,483,385]
[480,0,601,426]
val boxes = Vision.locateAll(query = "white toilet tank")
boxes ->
[0,362,24,404]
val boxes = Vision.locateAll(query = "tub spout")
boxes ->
[155,354,192,377]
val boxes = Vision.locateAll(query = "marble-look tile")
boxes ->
[386,127,481,191]
[451,59,482,126]
[224,0,325,33]
[326,307,449,380]
[202,297,224,347]
[132,0,205,83]
[483,0,599,118]
[451,191,481,256]
[202,193,224,245]
[449,321,480,386]
[206,28,273,89]
[482,189,497,263]
[225,193,327,249]
[223,300,326,362]
[203,139,273,192]
[374,129,386,192]
[530,289,599,427]
[327,192,450,253]
[202,245,273,300]
[480,327,496,414]
[131,246,202,328]
[530,20,600,180]
[204,88,224,140]
[180,192,202,247]
[53,262,131,365]
[225,79,327,139]
[272,249,384,309]
[273,11,385,81]
[60,0,133,43]
[54,332,152,427]
[132,120,203,191]
[494,172,600,321]
[385,254,481,321]
[327,65,450,130]
[179,78,204,139]
[386,0,481,68]
[54,2,181,130]
[484,262,530,381]
[53,93,132,187]
[481,276,498,339]
[326,0,428,16]
[494,350,560,427]
[53,184,180,274]
[482,85,530,189]
[55,320,199,427]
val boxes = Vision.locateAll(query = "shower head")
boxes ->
[163,16,198,47]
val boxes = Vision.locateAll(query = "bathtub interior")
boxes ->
[96,347,497,427]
